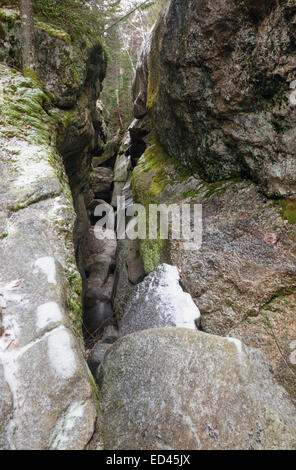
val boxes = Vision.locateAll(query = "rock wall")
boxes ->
[0,6,107,450]
[129,0,296,410]
[145,0,296,197]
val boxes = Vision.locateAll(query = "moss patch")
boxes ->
[146,17,161,109]
[65,267,83,339]
[278,198,296,225]
[132,136,190,204]
[1,1,104,41]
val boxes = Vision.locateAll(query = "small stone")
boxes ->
[101,325,119,344]
[88,342,111,375]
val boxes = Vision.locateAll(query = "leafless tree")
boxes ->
[20,0,35,75]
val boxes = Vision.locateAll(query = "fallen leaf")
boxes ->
[264,233,280,245]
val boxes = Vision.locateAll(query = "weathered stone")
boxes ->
[84,253,113,275]
[101,325,119,344]
[84,301,113,334]
[131,136,296,400]
[111,182,126,207]
[127,239,145,284]
[0,7,107,108]
[99,328,296,450]
[91,167,114,198]
[82,226,117,262]
[0,65,98,449]
[0,364,13,450]
[147,0,296,197]
[114,151,131,183]
[132,26,154,119]
[88,342,111,376]
[113,239,137,322]
[119,264,200,337]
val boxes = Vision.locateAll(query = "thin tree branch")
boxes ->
[104,0,154,33]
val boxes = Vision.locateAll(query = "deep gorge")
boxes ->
[0,0,296,451]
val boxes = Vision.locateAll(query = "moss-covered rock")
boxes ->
[145,0,296,197]
[0,6,107,107]
[0,64,98,449]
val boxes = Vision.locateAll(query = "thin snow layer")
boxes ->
[120,264,200,336]
[8,141,54,189]
[47,328,77,379]
[226,337,244,361]
[34,257,57,285]
[36,302,63,330]
[49,401,86,450]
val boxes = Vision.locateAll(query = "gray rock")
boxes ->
[101,325,119,344]
[82,226,117,261]
[132,26,154,119]
[114,151,131,183]
[0,7,107,108]
[111,182,126,207]
[84,273,114,308]
[99,328,296,450]
[113,239,137,322]
[127,239,145,285]
[147,0,296,197]
[84,253,113,277]
[84,301,113,334]
[119,264,200,337]
[88,342,111,376]
[0,64,98,449]
[91,167,113,198]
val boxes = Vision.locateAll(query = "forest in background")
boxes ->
[1,0,164,134]
[100,0,164,135]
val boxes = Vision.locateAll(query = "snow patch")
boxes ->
[9,142,54,189]
[34,257,57,285]
[47,328,77,379]
[49,401,87,450]
[148,264,200,328]
[226,337,243,360]
[120,264,200,336]
[36,302,63,330]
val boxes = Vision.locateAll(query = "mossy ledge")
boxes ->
[0,63,84,337]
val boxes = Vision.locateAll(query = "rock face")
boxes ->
[132,26,154,119]
[99,328,296,450]
[119,264,200,336]
[131,137,296,400]
[0,65,97,449]
[0,8,107,107]
[0,3,108,449]
[147,0,296,197]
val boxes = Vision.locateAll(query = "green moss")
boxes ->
[65,267,83,339]
[262,289,295,311]
[89,372,101,409]
[146,19,161,109]
[23,68,39,82]
[140,236,166,275]
[34,20,71,42]
[132,136,190,204]
[0,7,19,23]
[277,367,296,402]
[0,232,8,240]
[278,198,296,224]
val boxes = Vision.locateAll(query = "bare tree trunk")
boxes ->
[115,88,124,129]
[20,0,35,76]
